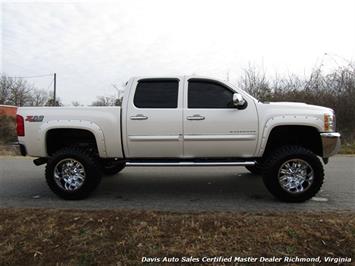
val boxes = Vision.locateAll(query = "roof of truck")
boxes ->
[131,75,222,80]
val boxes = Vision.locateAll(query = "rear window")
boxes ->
[134,79,179,108]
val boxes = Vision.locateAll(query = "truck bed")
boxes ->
[17,106,123,158]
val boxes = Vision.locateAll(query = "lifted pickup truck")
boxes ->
[16,76,341,202]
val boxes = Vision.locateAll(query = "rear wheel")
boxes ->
[262,145,324,202]
[45,146,102,200]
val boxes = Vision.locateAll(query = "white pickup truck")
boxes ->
[16,76,341,202]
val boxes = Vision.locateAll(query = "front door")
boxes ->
[126,78,183,158]
[183,78,258,158]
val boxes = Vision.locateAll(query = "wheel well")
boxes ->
[263,125,322,157]
[46,129,98,156]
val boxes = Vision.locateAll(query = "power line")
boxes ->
[1,73,53,79]
[46,79,54,91]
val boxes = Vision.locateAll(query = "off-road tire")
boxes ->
[262,145,324,202]
[102,163,125,176]
[45,146,102,200]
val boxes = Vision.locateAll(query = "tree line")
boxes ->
[239,63,355,141]
[0,75,61,107]
[0,75,123,107]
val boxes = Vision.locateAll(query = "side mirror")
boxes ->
[232,93,247,109]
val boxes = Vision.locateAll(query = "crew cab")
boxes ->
[16,76,341,202]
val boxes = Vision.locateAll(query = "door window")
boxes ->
[134,79,179,108]
[188,79,234,108]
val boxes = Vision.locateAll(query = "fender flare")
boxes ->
[257,115,323,157]
[39,120,107,157]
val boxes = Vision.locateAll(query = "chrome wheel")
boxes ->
[278,159,314,194]
[54,159,86,191]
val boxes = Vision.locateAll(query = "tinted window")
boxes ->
[188,80,234,108]
[134,80,179,108]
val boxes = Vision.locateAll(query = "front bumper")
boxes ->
[320,132,341,158]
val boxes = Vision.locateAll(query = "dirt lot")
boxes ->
[0,209,353,265]
[0,145,20,156]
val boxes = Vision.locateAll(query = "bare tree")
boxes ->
[234,62,355,141]
[29,89,49,106]
[92,83,125,107]
[0,75,35,106]
[91,96,116,106]
[9,79,34,106]
[45,98,62,106]
[45,91,62,106]
[112,83,125,106]
[0,75,12,104]
[72,101,81,107]
[238,65,272,101]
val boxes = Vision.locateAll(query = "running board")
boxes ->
[126,161,255,167]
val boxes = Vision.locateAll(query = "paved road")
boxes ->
[0,156,354,212]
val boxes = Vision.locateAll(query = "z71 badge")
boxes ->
[25,115,44,122]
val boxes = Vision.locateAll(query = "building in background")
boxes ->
[0,105,17,118]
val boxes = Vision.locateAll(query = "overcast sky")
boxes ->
[1,0,355,105]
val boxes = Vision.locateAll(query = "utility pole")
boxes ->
[53,73,56,106]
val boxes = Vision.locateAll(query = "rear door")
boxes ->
[183,78,258,158]
[125,78,183,158]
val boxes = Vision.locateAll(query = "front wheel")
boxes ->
[262,145,324,202]
[45,147,102,200]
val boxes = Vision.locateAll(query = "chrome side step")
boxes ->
[126,161,255,167]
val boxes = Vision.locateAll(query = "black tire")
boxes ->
[245,161,263,175]
[262,145,324,202]
[102,163,125,176]
[45,146,102,200]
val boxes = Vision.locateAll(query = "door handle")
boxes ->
[130,114,148,120]
[187,114,205,120]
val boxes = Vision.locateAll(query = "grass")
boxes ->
[0,208,353,265]
[340,142,355,154]
[0,144,20,156]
